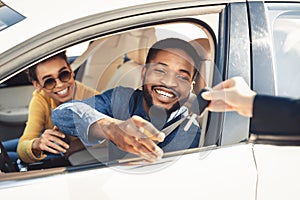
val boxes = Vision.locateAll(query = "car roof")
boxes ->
[2,0,300,55]
[0,0,169,54]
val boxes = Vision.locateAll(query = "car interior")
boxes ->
[0,21,216,173]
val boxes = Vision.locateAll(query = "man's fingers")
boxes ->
[104,116,165,162]
[130,137,164,162]
[131,115,165,141]
[114,135,163,162]
[139,127,165,142]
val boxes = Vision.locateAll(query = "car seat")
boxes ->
[72,28,157,92]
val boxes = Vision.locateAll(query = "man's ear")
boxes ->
[141,65,147,80]
[190,81,195,92]
[32,81,42,92]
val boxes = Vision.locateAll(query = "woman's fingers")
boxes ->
[39,129,69,153]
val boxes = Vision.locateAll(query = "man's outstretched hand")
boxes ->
[91,115,165,162]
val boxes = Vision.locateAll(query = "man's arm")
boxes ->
[53,104,166,162]
[89,115,165,162]
[52,100,107,145]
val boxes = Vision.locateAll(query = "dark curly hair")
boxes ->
[145,38,202,77]
[26,51,69,82]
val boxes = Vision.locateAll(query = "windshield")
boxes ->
[0,1,25,32]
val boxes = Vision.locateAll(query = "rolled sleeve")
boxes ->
[52,100,107,145]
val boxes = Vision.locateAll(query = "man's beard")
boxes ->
[142,84,189,129]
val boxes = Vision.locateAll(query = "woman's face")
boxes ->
[33,56,75,105]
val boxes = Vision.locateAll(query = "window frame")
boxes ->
[0,2,233,179]
[266,2,300,98]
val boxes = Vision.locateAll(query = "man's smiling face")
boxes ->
[142,48,195,116]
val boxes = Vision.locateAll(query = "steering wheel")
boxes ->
[0,141,18,173]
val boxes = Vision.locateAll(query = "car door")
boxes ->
[0,1,258,199]
[249,1,300,199]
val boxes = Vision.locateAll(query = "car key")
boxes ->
[195,87,211,116]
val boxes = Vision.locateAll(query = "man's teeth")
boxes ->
[156,89,173,98]
[57,88,68,95]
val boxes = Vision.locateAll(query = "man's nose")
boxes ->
[160,72,178,87]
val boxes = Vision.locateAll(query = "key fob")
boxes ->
[193,88,211,116]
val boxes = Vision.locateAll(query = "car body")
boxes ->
[1,0,300,199]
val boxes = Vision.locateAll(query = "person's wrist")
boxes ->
[31,138,39,150]
[31,138,42,156]
[97,117,116,127]
[245,92,256,117]
[92,118,116,139]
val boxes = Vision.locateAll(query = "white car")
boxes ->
[1,0,300,199]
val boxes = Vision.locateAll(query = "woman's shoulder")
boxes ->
[32,89,50,101]
[30,89,51,109]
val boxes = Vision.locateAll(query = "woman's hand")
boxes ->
[32,126,69,157]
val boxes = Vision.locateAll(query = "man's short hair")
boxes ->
[145,38,202,73]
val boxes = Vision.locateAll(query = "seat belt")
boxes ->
[161,88,210,136]
[161,116,188,137]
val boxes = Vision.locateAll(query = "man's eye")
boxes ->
[177,74,189,81]
[154,69,166,74]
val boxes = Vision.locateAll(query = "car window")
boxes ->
[68,21,216,166]
[0,1,25,32]
[267,3,300,98]
[0,3,222,177]
[74,23,214,94]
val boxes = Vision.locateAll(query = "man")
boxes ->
[202,76,300,134]
[52,38,204,162]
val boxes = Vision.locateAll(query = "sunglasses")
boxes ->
[41,70,72,90]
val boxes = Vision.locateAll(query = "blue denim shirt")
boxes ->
[52,86,201,154]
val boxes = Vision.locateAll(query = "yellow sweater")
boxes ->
[17,81,99,163]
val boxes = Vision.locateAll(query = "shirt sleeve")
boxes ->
[17,92,49,163]
[52,95,110,145]
[250,94,300,135]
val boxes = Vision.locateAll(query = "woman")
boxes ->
[13,51,98,163]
